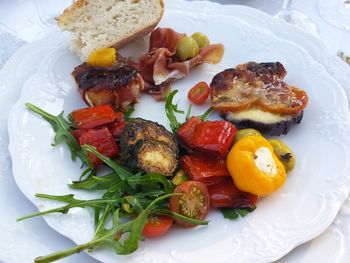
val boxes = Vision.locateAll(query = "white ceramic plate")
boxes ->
[8,9,350,263]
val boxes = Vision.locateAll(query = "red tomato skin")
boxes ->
[169,181,210,228]
[191,121,237,158]
[188,81,210,105]
[177,116,202,148]
[79,127,119,167]
[71,105,117,129]
[181,154,229,185]
[208,177,258,208]
[142,216,173,238]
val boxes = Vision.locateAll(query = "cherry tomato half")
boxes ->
[208,177,258,208]
[142,215,173,238]
[169,181,210,227]
[188,81,210,105]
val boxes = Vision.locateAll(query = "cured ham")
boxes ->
[140,28,224,99]
[72,60,144,112]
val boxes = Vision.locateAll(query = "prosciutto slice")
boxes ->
[140,28,224,99]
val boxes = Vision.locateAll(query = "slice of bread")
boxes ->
[57,0,164,61]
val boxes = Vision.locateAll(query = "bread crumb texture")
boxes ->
[57,0,164,60]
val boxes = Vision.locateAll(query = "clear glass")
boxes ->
[276,0,319,35]
[318,0,350,30]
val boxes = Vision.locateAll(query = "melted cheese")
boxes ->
[226,109,290,124]
[254,147,277,176]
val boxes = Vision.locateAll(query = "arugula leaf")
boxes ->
[25,103,90,167]
[123,107,135,121]
[127,173,175,194]
[82,145,133,179]
[69,172,121,190]
[165,90,183,132]
[185,104,193,122]
[17,197,121,222]
[156,209,209,226]
[199,107,214,121]
[220,206,256,220]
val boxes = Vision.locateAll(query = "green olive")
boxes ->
[176,36,200,61]
[235,128,262,142]
[191,32,210,48]
[171,169,190,185]
[268,139,296,172]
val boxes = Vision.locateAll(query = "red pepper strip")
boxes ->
[108,121,126,139]
[71,128,88,141]
[181,154,229,186]
[79,127,119,167]
[177,116,202,148]
[197,176,227,186]
[191,120,237,158]
[71,105,117,129]
[208,177,258,208]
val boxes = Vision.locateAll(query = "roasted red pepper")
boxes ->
[108,121,126,139]
[191,120,236,157]
[177,118,236,157]
[71,128,88,141]
[105,112,126,139]
[71,105,117,129]
[208,177,258,208]
[79,127,119,167]
[181,154,229,185]
[177,116,202,148]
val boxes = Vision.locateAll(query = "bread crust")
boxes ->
[56,0,164,58]
[56,0,86,27]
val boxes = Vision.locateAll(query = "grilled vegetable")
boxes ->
[234,128,262,142]
[181,154,229,186]
[71,105,117,129]
[128,140,178,177]
[268,139,296,172]
[207,177,257,208]
[227,135,286,196]
[210,62,308,136]
[120,118,178,176]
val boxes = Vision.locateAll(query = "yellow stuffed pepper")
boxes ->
[227,135,286,196]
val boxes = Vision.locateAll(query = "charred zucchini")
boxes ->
[120,118,178,176]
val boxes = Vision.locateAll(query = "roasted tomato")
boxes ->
[71,105,117,129]
[79,127,119,167]
[208,177,258,208]
[181,154,229,186]
[142,215,173,238]
[191,120,237,157]
[169,181,210,227]
[188,81,210,105]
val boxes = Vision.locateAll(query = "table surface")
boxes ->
[0,1,349,263]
